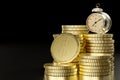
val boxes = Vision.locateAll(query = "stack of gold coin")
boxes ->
[84,34,114,55]
[62,25,89,35]
[83,34,115,80]
[78,53,114,80]
[44,63,78,80]
[61,25,88,63]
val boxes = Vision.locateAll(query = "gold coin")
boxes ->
[79,61,114,66]
[46,72,77,76]
[79,74,111,79]
[79,62,111,66]
[50,33,80,63]
[86,49,114,53]
[81,52,114,56]
[84,34,113,38]
[79,69,110,73]
[86,43,114,47]
[44,63,77,70]
[45,68,77,73]
[79,53,112,59]
[79,58,113,63]
[79,71,110,76]
[79,65,111,70]
[53,33,86,41]
[45,75,78,79]
[85,37,113,40]
[86,40,114,43]
[86,46,114,50]
[62,30,89,35]
[62,25,88,30]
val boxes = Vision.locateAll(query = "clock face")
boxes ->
[86,13,106,34]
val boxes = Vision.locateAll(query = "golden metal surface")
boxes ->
[45,75,78,80]
[62,25,88,30]
[44,63,77,70]
[45,68,77,73]
[45,71,77,76]
[86,40,114,43]
[79,69,110,73]
[86,43,114,47]
[62,30,89,35]
[86,46,114,50]
[85,37,113,40]
[79,71,110,75]
[79,74,111,80]
[79,53,112,59]
[51,33,80,63]
[79,65,111,70]
[84,34,113,38]
[86,49,114,53]
[79,58,113,63]
[82,52,114,55]
[79,62,111,66]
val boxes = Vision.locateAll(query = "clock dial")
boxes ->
[86,13,105,33]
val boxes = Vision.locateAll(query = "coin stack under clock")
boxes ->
[78,34,114,80]
[43,25,89,80]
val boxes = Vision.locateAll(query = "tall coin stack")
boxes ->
[78,34,115,80]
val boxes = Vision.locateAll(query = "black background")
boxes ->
[0,0,120,80]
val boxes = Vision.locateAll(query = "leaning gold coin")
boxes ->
[51,33,80,63]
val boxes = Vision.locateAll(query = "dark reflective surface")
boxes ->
[0,43,119,80]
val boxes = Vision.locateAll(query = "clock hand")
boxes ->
[96,18,102,23]
[92,18,102,26]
